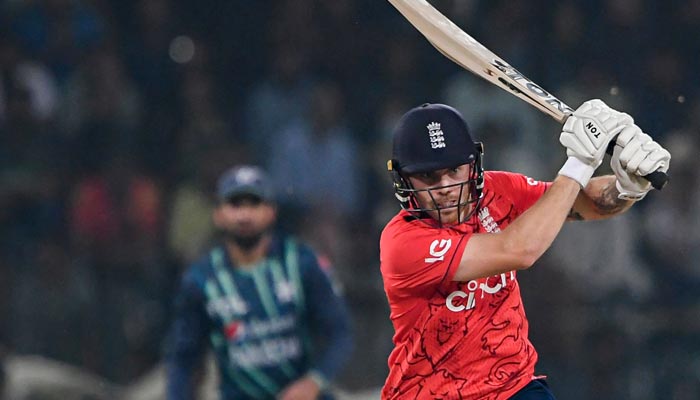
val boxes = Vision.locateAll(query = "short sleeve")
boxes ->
[485,171,551,215]
[380,220,470,297]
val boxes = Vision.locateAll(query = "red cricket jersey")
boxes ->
[380,171,550,400]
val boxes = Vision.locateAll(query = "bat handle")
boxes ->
[605,142,669,190]
[643,170,669,190]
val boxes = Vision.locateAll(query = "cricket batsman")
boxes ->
[379,101,670,399]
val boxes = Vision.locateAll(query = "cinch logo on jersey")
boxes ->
[427,121,446,149]
[446,271,516,312]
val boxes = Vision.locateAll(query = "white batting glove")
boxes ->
[558,99,633,187]
[610,125,671,200]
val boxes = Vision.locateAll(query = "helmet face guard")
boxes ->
[389,143,484,226]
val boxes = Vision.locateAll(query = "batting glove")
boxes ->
[611,125,671,200]
[558,99,633,187]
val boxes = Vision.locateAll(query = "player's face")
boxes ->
[407,164,474,224]
[213,196,276,240]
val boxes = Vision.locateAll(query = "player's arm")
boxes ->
[568,125,671,221]
[278,247,353,400]
[454,99,631,282]
[296,249,353,390]
[165,274,209,400]
[455,175,580,281]
[567,175,633,221]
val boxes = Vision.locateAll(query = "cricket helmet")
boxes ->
[387,103,484,225]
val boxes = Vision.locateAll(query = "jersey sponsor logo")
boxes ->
[446,290,476,311]
[223,315,298,344]
[225,321,246,340]
[446,272,515,311]
[228,336,302,368]
[425,239,452,263]
[207,296,249,318]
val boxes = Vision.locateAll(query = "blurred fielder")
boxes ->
[166,165,353,400]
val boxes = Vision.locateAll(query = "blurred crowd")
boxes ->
[0,0,699,399]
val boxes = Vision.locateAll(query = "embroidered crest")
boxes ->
[427,122,446,149]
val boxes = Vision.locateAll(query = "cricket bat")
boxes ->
[387,0,668,189]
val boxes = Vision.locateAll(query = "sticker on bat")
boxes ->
[490,59,574,115]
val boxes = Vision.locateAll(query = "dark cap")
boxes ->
[391,103,478,174]
[216,165,275,202]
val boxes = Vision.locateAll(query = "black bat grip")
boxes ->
[643,170,669,190]
[605,142,669,190]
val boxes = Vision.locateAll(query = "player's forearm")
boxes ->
[165,281,208,400]
[456,175,579,281]
[165,359,197,400]
[164,329,202,400]
[568,175,634,221]
[310,298,354,381]
[502,175,581,268]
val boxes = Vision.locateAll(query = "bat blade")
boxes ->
[387,0,573,122]
[387,0,668,190]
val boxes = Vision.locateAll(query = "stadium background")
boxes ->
[1,0,699,399]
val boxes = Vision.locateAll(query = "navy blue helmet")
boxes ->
[387,103,484,225]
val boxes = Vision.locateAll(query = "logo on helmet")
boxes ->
[427,122,446,149]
